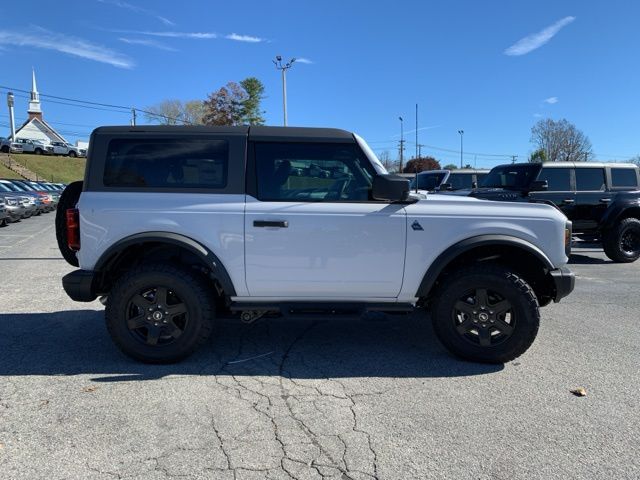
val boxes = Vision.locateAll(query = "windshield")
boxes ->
[480,165,539,189]
[14,181,34,191]
[409,172,447,190]
[0,181,22,192]
[0,183,11,192]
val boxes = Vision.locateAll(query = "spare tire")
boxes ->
[55,181,83,267]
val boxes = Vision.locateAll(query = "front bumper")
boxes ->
[549,267,575,302]
[62,270,97,302]
[5,204,26,221]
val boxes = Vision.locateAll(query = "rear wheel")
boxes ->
[55,181,83,266]
[105,263,214,363]
[431,264,540,363]
[602,218,640,263]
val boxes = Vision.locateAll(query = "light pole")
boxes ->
[273,56,296,126]
[399,116,404,173]
[458,129,464,168]
[7,92,16,141]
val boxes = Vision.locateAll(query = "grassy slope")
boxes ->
[10,154,86,183]
[0,163,23,179]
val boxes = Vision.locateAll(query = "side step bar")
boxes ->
[230,302,414,317]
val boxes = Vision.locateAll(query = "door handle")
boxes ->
[599,198,612,203]
[253,220,288,228]
[562,199,575,204]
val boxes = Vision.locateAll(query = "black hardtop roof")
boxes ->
[491,161,638,170]
[91,125,355,141]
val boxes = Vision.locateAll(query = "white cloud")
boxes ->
[119,30,217,39]
[118,37,177,51]
[533,113,543,118]
[98,0,175,26]
[0,27,133,68]
[543,96,558,104]
[504,16,575,56]
[225,33,264,43]
[295,57,313,64]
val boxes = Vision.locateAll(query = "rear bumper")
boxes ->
[549,267,575,302]
[62,270,97,302]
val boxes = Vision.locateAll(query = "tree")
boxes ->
[239,77,266,125]
[144,99,205,125]
[629,155,640,166]
[202,82,247,126]
[530,118,593,162]
[144,99,185,125]
[403,156,441,173]
[443,163,458,170]
[529,148,547,163]
[183,100,205,125]
[378,150,395,171]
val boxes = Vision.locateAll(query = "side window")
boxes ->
[103,138,228,189]
[538,167,572,191]
[575,168,606,191]
[611,168,638,188]
[448,173,472,190]
[254,142,376,202]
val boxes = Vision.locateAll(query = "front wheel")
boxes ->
[34,148,42,155]
[105,263,214,363]
[431,264,540,364]
[69,150,77,158]
[602,218,640,263]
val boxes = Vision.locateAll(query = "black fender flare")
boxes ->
[415,235,554,298]
[94,232,237,296]
[600,200,640,230]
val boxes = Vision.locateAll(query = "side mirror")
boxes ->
[439,183,452,191]
[529,180,549,191]
[372,174,410,202]
[471,181,478,189]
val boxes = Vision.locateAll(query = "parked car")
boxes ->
[409,169,489,192]
[9,179,53,212]
[0,137,24,154]
[14,138,54,155]
[467,162,640,262]
[0,193,26,222]
[57,125,574,364]
[49,141,85,157]
[0,197,9,226]
[0,179,44,215]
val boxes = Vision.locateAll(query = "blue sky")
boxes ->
[0,0,638,167]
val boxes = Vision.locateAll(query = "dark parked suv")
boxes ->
[469,162,640,262]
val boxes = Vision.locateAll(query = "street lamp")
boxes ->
[6,92,16,141]
[399,116,404,173]
[273,56,296,126]
[458,129,464,168]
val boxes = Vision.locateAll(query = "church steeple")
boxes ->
[28,68,42,121]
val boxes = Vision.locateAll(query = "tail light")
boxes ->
[66,208,80,251]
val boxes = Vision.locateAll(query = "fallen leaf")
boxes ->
[39,399,49,407]
[82,386,98,393]
[0,442,4,450]
[571,387,587,397]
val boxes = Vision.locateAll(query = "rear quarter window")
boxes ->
[611,168,638,188]
[103,138,228,189]
[538,167,572,191]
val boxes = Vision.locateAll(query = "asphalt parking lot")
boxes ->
[0,214,638,480]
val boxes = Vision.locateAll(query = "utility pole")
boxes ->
[273,56,296,126]
[415,104,419,159]
[399,116,405,173]
[417,144,424,158]
[131,108,137,126]
[6,92,16,140]
[511,155,518,164]
[458,130,464,168]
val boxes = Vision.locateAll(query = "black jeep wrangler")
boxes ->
[463,162,640,263]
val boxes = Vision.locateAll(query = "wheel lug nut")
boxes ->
[148,307,153,311]
[147,316,151,320]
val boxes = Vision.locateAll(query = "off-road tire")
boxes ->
[55,181,83,267]
[602,217,640,263]
[431,264,540,364]
[105,263,214,363]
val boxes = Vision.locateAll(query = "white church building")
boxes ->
[11,70,69,145]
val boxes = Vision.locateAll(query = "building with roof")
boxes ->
[11,69,68,144]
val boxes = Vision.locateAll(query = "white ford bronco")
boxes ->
[57,126,575,364]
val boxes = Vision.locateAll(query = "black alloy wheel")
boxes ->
[125,286,189,346]
[453,287,515,347]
